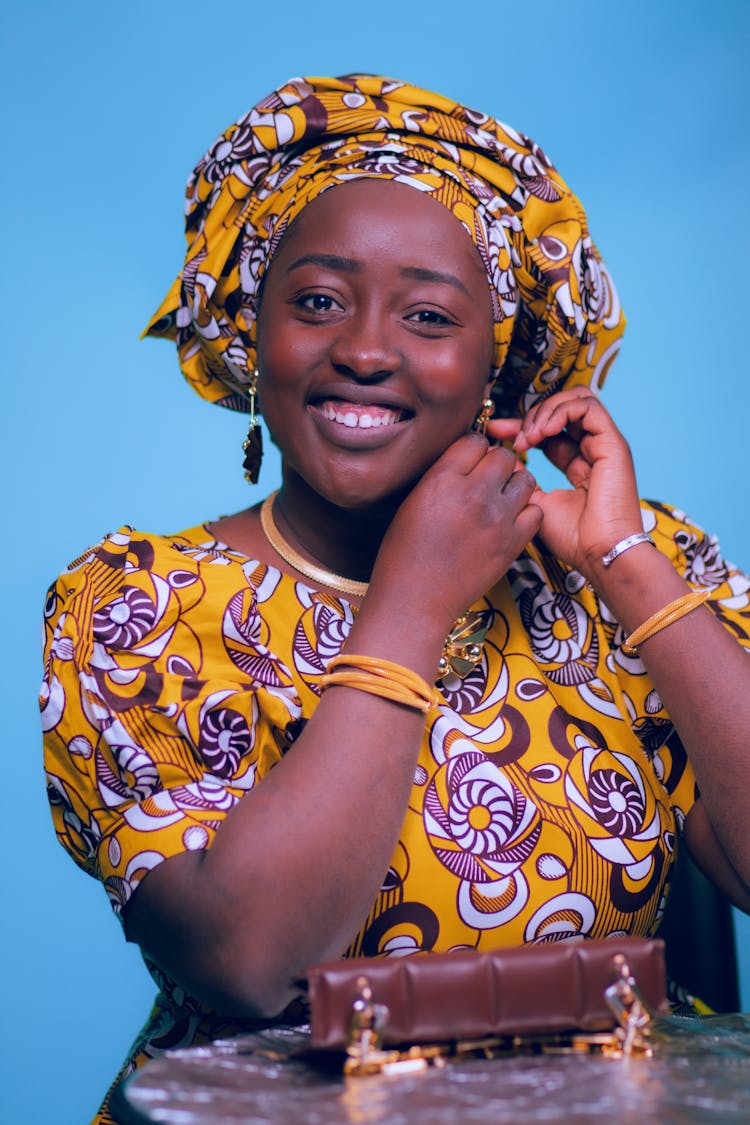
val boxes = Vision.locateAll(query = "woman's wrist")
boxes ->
[600,531,656,568]
[586,542,693,635]
[346,587,452,684]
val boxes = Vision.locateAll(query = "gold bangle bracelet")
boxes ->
[621,589,711,656]
[326,654,436,700]
[322,654,439,713]
[320,671,434,713]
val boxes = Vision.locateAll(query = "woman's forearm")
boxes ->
[588,542,750,902]
[125,590,453,1017]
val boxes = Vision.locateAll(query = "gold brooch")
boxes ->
[438,611,491,683]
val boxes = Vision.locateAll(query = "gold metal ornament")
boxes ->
[438,612,491,684]
[474,397,494,436]
[260,493,369,597]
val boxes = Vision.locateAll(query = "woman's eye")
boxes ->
[298,293,339,312]
[408,309,454,327]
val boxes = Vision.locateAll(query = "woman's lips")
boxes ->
[312,399,408,430]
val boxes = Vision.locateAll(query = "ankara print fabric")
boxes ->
[145,74,624,419]
[41,502,750,1113]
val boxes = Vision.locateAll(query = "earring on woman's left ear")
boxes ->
[474,398,494,436]
[242,370,263,484]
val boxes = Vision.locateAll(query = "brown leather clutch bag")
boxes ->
[303,938,668,1049]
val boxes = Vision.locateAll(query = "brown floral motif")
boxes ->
[198,705,253,779]
[199,124,260,182]
[238,233,271,304]
[351,145,429,177]
[222,588,285,687]
[564,740,661,871]
[170,778,239,812]
[93,587,156,649]
[292,595,354,688]
[587,768,645,836]
[439,661,488,713]
[96,741,161,804]
[580,239,618,324]
[519,174,563,202]
[674,527,731,588]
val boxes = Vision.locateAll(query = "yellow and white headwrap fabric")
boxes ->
[146,74,624,418]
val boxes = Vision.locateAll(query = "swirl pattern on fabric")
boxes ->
[145,74,624,417]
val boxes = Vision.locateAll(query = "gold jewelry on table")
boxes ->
[621,589,711,656]
[473,398,494,436]
[321,654,439,714]
[260,492,369,597]
[260,492,489,685]
[242,369,264,484]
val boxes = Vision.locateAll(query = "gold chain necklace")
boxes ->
[260,491,369,597]
[259,491,489,684]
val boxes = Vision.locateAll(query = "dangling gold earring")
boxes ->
[242,370,263,484]
[474,398,494,436]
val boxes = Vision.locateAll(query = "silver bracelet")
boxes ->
[601,532,656,568]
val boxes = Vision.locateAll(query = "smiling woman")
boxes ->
[254,180,494,520]
[40,74,750,1125]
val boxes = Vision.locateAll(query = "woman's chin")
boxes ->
[286,466,413,517]
[319,482,407,515]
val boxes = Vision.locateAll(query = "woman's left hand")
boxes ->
[487,388,643,576]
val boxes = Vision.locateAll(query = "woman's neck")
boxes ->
[274,470,401,583]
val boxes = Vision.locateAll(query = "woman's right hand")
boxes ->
[370,432,542,629]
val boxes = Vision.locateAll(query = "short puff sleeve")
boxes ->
[41,527,303,924]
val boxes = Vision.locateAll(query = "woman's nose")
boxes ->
[328,310,400,381]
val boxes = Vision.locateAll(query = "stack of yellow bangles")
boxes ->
[321,655,439,714]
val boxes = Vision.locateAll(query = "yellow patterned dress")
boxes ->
[41,499,750,1123]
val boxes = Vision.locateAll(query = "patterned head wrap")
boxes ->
[145,74,624,417]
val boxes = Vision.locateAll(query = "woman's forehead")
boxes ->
[271,178,486,274]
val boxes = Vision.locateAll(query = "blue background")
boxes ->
[3,1,749,1120]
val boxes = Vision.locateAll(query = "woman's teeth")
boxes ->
[319,402,402,429]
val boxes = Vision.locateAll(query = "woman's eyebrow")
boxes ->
[400,265,470,296]
[286,255,470,297]
[287,253,361,273]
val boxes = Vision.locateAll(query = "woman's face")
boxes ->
[256,178,495,510]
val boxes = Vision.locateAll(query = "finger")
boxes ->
[539,433,586,476]
[521,385,601,423]
[514,501,544,543]
[501,465,539,505]
[515,393,611,452]
[550,448,591,490]
[435,431,492,476]
[468,442,520,486]
[486,418,522,443]
[515,395,596,449]
[470,447,537,502]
